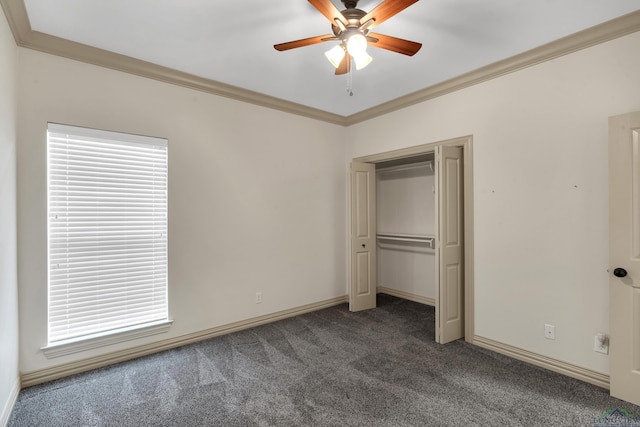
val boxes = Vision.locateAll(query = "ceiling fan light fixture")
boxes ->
[325,44,346,68]
[346,33,368,56]
[353,51,373,70]
[274,0,423,76]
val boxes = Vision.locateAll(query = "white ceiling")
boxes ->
[21,0,640,117]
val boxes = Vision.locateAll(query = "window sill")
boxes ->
[41,320,173,359]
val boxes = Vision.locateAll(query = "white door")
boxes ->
[350,162,377,311]
[609,111,640,406]
[436,146,465,344]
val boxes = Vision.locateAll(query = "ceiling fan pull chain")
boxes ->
[347,66,354,96]
[346,67,350,94]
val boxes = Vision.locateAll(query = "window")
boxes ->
[47,123,168,346]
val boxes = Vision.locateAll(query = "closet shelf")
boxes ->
[376,233,436,247]
[376,161,433,173]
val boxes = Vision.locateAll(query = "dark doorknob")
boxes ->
[613,268,628,278]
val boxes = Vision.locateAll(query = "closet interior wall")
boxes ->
[376,154,436,303]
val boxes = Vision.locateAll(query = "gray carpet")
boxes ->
[8,295,640,426]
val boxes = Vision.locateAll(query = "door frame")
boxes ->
[349,135,475,342]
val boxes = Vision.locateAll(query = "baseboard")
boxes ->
[0,378,20,427]
[21,295,348,387]
[471,335,610,390]
[377,287,435,306]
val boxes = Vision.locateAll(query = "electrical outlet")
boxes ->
[255,292,262,304]
[544,324,555,340]
[594,333,609,354]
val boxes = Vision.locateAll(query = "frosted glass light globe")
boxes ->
[346,34,367,56]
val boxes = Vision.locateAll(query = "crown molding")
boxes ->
[0,0,348,126]
[0,0,30,43]
[1,0,639,127]
[347,10,640,125]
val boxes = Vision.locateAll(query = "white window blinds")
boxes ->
[47,123,168,344]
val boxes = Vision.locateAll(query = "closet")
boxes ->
[350,140,468,344]
[375,154,436,306]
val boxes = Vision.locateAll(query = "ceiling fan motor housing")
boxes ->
[331,8,368,38]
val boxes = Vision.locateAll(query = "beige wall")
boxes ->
[377,166,436,300]
[346,31,640,374]
[17,49,347,373]
[0,5,19,425]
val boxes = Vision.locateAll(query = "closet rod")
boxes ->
[376,233,435,247]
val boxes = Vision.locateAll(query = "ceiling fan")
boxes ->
[274,0,422,74]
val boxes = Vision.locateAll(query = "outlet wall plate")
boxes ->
[544,324,555,340]
[594,333,609,354]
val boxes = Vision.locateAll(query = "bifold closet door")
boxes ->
[436,146,464,344]
[350,162,377,311]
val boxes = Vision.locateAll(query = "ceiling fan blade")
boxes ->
[360,0,419,30]
[367,33,422,56]
[308,0,349,28]
[335,53,352,75]
[274,35,336,51]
